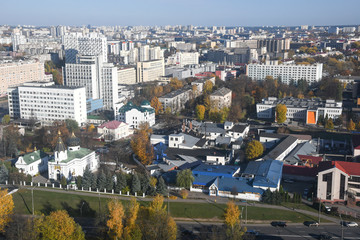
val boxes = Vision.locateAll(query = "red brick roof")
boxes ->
[334,161,360,176]
[98,120,125,130]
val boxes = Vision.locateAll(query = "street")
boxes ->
[177,221,360,240]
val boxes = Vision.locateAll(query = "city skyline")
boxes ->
[1,0,359,27]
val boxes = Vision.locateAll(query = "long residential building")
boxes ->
[117,67,136,85]
[8,82,87,125]
[210,87,232,109]
[159,86,192,113]
[0,60,45,95]
[246,61,323,84]
[256,97,342,124]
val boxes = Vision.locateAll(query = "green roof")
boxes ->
[22,150,49,165]
[87,115,106,120]
[119,101,155,114]
[49,148,94,163]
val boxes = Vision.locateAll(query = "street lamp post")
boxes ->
[241,207,244,225]
[245,200,248,224]
[80,201,85,217]
[340,214,344,240]
[31,186,35,215]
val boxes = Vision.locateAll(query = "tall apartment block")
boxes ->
[136,59,165,83]
[0,60,45,95]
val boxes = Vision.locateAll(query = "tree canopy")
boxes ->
[0,188,14,233]
[176,169,194,189]
[275,104,287,124]
[245,140,264,160]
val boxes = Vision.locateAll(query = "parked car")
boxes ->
[284,179,294,183]
[324,206,331,213]
[304,221,319,227]
[245,229,259,236]
[271,221,287,227]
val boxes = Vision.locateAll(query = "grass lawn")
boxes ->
[13,189,327,223]
[281,202,318,213]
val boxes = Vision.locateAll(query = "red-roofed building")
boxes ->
[97,120,130,142]
[298,155,323,167]
[317,161,360,204]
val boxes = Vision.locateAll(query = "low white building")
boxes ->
[116,100,155,129]
[256,97,342,124]
[15,150,50,176]
[97,120,131,142]
[48,133,99,181]
[159,86,192,113]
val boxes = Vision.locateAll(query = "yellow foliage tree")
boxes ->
[347,119,356,131]
[107,199,125,239]
[224,201,245,240]
[275,104,287,123]
[130,123,154,165]
[149,177,157,188]
[170,78,183,90]
[150,97,163,115]
[0,188,14,233]
[195,105,205,121]
[34,210,85,240]
[88,124,95,132]
[204,80,213,93]
[245,140,264,160]
[123,198,141,240]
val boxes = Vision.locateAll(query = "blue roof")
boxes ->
[252,160,283,189]
[217,178,264,194]
[193,175,217,187]
[192,164,240,178]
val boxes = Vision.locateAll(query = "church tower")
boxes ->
[54,131,68,162]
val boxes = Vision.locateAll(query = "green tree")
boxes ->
[90,173,97,190]
[1,115,10,124]
[76,176,82,189]
[245,140,264,160]
[140,174,150,194]
[97,171,106,191]
[65,119,79,133]
[131,173,141,194]
[0,164,9,184]
[156,176,168,196]
[81,166,92,189]
[275,104,287,123]
[176,169,194,189]
[115,172,127,193]
[195,105,206,121]
[105,173,114,191]
[60,176,67,187]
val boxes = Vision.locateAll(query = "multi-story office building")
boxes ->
[117,67,136,85]
[65,55,118,110]
[256,97,342,124]
[159,86,192,113]
[8,82,87,125]
[210,87,232,109]
[136,59,165,83]
[149,46,162,60]
[0,60,45,95]
[246,61,323,84]
[139,45,149,62]
[63,33,107,63]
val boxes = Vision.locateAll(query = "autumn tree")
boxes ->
[245,140,264,160]
[224,201,246,240]
[130,122,154,165]
[176,169,194,189]
[347,119,356,131]
[204,80,213,94]
[275,104,287,123]
[0,188,14,233]
[1,114,10,124]
[195,105,206,121]
[325,119,334,130]
[150,97,163,115]
[107,199,125,240]
[138,195,177,240]
[34,210,85,240]
[170,78,183,90]
[123,198,142,240]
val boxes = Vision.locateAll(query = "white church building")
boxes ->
[15,149,50,176]
[48,132,99,181]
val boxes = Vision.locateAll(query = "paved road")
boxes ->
[178,221,360,240]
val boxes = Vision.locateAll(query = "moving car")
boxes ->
[271,221,287,227]
[341,221,358,227]
[304,221,319,227]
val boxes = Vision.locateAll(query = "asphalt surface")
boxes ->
[178,221,360,240]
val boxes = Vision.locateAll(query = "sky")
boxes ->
[1,0,359,27]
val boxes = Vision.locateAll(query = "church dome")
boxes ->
[67,132,80,147]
